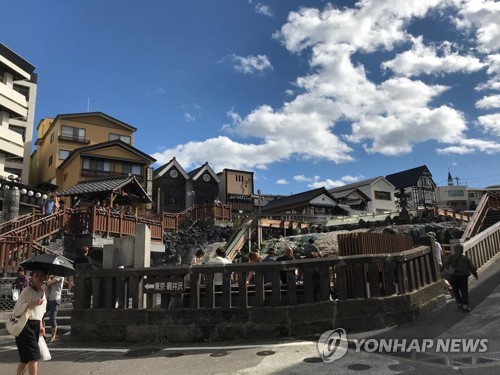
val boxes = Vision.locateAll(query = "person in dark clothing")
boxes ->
[442,243,478,312]
[262,248,277,284]
[74,246,92,265]
[276,246,295,284]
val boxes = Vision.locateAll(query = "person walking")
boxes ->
[74,246,92,265]
[442,243,478,312]
[45,275,64,342]
[13,267,47,375]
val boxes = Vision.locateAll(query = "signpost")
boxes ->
[142,277,185,294]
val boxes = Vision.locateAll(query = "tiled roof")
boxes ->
[261,187,338,212]
[59,175,151,202]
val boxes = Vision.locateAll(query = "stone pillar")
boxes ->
[134,223,151,268]
[2,188,20,222]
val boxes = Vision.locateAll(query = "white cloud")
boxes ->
[153,1,500,173]
[477,113,500,136]
[382,37,485,77]
[309,178,346,189]
[293,175,313,183]
[293,174,359,189]
[230,54,273,74]
[255,3,273,17]
[341,175,363,183]
[476,94,500,109]
[276,179,288,185]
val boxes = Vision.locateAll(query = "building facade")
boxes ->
[217,168,254,213]
[30,112,137,189]
[0,43,37,181]
[385,165,437,209]
[329,177,397,214]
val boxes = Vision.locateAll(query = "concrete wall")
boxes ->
[71,281,445,343]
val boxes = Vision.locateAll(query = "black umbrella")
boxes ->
[20,254,76,277]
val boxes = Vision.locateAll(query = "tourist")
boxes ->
[262,248,277,285]
[304,238,319,257]
[13,267,29,292]
[276,247,295,284]
[442,243,478,312]
[206,247,232,286]
[427,232,443,267]
[191,249,205,265]
[45,275,64,342]
[246,251,261,284]
[111,203,121,214]
[13,267,47,375]
[42,195,55,216]
[74,246,92,265]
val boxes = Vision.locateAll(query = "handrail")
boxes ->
[462,191,500,240]
[0,212,41,234]
[224,217,256,260]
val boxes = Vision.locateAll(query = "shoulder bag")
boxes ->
[443,255,461,280]
[6,307,31,337]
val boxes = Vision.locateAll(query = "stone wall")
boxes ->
[71,281,445,343]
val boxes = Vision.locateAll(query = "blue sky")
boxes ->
[2,0,500,194]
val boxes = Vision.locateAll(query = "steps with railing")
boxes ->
[462,192,500,240]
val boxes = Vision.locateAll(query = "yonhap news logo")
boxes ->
[317,329,488,363]
[317,328,349,363]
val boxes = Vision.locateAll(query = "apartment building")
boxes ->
[0,43,37,181]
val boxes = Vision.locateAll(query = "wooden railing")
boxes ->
[463,221,500,271]
[0,203,232,273]
[74,245,438,310]
[462,192,500,240]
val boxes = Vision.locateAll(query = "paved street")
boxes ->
[1,258,499,375]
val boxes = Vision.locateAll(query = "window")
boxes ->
[61,126,86,142]
[63,172,68,182]
[8,125,26,142]
[83,158,110,172]
[447,190,464,197]
[122,163,141,175]
[48,155,53,166]
[374,190,391,200]
[50,133,54,143]
[59,149,70,160]
[109,133,131,144]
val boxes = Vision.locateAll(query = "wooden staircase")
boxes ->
[462,191,500,240]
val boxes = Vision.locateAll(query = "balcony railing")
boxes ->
[58,135,90,144]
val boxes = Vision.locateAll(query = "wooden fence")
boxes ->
[338,232,414,256]
[74,245,439,310]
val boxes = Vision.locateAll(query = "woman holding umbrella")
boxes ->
[12,267,47,375]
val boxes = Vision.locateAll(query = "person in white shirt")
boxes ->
[206,247,232,286]
[13,267,47,375]
[45,275,64,342]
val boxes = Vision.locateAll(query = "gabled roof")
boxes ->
[59,175,151,203]
[261,187,338,213]
[329,176,389,193]
[331,187,371,201]
[54,112,137,131]
[57,140,156,170]
[153,157,189,180]
[188,162,221,183]
[385,165,434,190]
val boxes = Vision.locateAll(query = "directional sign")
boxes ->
[143,277,185,294]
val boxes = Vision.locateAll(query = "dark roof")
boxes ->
[153,157,190,179]
[261,187,338,213]
[0,43,36,78]
[59,175,151,203]
[188,164,205,178]
[331,188,371,201]
[385,165,433,190]
[58,139,155,170]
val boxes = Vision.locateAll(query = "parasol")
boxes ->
[20,253,76,277]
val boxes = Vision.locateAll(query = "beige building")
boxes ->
[30,112,137,189]
[217,168,254,213]
[0,43,37,181]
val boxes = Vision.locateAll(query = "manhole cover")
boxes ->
[347,364,372,371]
[165,352,185,358]
[210,351,229,357]
[388,364,415,372]
[303,357,324,363]
[256,350,275,356]
[124,347,160,358]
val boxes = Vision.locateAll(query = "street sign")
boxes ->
[143,277,185,294]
